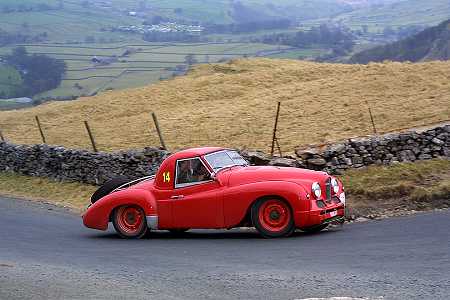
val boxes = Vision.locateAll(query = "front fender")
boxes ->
[82,189,157,231]
[223,181,309,228]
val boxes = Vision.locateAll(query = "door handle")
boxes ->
[171,195,184,199]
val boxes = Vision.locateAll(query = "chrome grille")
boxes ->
[325,177,332,203]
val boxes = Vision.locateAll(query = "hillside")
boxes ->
[0,0,350,43]
[2,0,450,100]
[0,0,350,100]
[0,58,449,153]
[333,0,450,31]
[350,19,450,63]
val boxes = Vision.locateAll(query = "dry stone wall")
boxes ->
[0,125,449,185]
[0,143,169,185]
[242,124,450,174]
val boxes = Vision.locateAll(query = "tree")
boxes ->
[184,54,197,65]
[8,46,28,67]
[22,54,67,95]
[5,47,67,97]
[362,25,369,34]
[85,36,96,43]
[138,0,147,10]
[383,26,396,37]
[255,24,355,53]
[150,15,165,25]
[2,5,13,13]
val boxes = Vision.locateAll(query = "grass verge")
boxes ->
[0,172,96,212]
[0,158,449,217]
[340,158,450,218]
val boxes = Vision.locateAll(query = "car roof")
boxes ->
[172,147,228,160]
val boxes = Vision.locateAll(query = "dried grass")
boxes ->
[0,172,96,211]
[1,58,450,152]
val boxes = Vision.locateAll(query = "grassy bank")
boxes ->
[0,172,96,211]
[1,159,449,216]
[341,159,450,218]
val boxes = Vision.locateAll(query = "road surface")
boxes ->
[0,196,449,300]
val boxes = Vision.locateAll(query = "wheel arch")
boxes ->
[83,189,157,231]
[226,181,305,228]
[239,194,292,227]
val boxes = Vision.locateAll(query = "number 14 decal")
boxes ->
[163,171,171,183]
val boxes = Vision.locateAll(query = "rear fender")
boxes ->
[82,189,157,231]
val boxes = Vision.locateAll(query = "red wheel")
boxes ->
[251,198,295,238]
[112,205,147,239]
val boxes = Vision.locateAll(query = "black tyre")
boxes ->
[91,176,130,204]
[251,197,295,238]
[301,224,328,234]
[112,205,148,239]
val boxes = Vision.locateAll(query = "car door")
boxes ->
[170,157,223,228]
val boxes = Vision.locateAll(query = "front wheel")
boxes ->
[112,205,148,239]
[251,198,295,238]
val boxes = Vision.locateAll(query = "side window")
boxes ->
[175,158,211,187]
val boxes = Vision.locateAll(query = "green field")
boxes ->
[0,65,22,99]
[0,3,141,43]
[0,42,294,99]
[0,0,58,6]
[0,0,351,44]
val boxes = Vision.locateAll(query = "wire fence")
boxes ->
[1,102,449,156]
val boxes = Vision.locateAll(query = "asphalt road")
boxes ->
[0,196,449,300]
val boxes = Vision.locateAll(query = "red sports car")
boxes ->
[83,147,345,238]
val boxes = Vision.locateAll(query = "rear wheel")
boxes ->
[112,205,147,239]
[251,198,295,238]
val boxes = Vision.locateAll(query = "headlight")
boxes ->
[331,178,339,194]
[311,182,321,199]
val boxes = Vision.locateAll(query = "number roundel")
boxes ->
[163,171,171,183]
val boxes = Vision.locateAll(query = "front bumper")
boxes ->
[295,202,345,228]
[309,204,346,225]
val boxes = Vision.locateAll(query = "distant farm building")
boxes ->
[91,56,118,65]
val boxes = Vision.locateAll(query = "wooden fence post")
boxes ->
[151,112,167,150]
[84,121,98,152]
[35,115,46,144]
[365,100,377,134]
[270,102,282,157]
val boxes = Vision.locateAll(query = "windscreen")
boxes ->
[204,150,248,172]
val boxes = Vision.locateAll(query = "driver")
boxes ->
[177,159,209,184]
[191,160,209,181]
[177,160,193,184]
